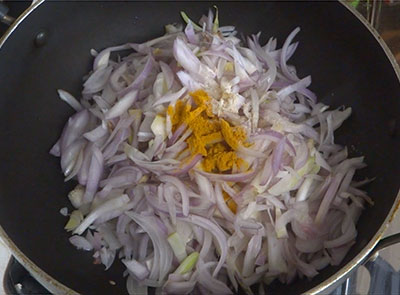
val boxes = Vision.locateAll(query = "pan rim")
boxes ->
[0,1,399,294]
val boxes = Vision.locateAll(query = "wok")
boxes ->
[0,1,399,294]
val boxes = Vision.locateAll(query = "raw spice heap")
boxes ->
[167,90,248,174]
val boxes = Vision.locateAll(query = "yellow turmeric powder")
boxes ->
[190,89,214,118]
[167,100,191,131]
[166,89,248,173]
[202,143,244,172]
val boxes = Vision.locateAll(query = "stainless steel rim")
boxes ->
[0,1,399,295]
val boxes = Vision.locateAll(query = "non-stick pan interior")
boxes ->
[0,1,399,294]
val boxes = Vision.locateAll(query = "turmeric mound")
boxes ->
[167,89,248,173]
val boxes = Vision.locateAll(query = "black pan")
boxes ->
[0,1,399,294]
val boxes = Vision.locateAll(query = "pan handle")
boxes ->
[363,233,400,263]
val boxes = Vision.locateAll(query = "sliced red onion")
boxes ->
[184,21,199,45]
[98,224,122,250]
[167,124,187,147]
[335,157,366,174]
[159,175,189,216]
[179,215,227,277]
[77,143,93,185]
[295,178,314,202]
[64,147,84,182]
[332,107,352,131]
[280,27,300,81]
[221,182,240,204]
[252,129,284,141]
[128,157,178,173]
[196,169,256,183]
[206,9,213,32]
[315,151,332,172]
[59,207,68,216]
[125,211,173,282]
[85,230,102,251]
[226,47,254,85]
[176,70,203,91]
[237,146,266,158]
[123,259,150,280]
[110,62,128,92]
[266,224,287,274]
[163,280,196,294]
[83,146,104,204]
[105,90,138,120]
[69,235,93,251]
[199,231,212,259]
[338,168,355,195]
[283,41,299,62]
[159,61,175,90]
[174,38,200,73]
[309,175,332,201]
[272,137,286,175]
[173,38,214,81]
[53,13,369,293]
[61,139,86,177]
[83,66,113,94]
[117,214,131,234]
[315,173,343,225]
[153,87,187,107]
[214,183,235,222]
[283,239,318,278]
[103,128,129,160]
[57,89,83,112]
[324,214,357,248]
[100,247,116,270]
[277,76,311,101]
[197,260,233,295]
[137,234,150,262]
[293,141,308,170]
[219,25,235,33]
[328,147,348,166]
[60,109,90,153]
[260,194,286,210]
[295,237,323,253]
[119,55,155,97]
[93,44,131,71]
[100,166,143,188]
[310,255,330,270]
[126,276,148,295]
[49,139,61,157]
[95,204,136,226]
[169,154,202,176]
[74,194,130,235]
[83,125,108,143]
[242,234,262,277]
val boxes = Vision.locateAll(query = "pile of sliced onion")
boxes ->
[51,8,372,295]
